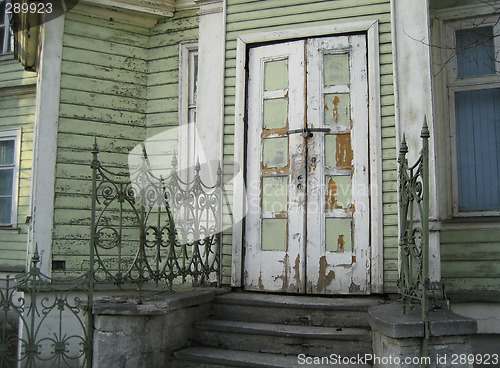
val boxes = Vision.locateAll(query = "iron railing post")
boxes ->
[88,139,99,368]
[420,118,430,367]
[398,118,431,368]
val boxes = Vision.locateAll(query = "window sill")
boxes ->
[430,217,500,231]
[0,227,21,234]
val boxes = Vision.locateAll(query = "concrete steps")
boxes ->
[174,292,383,367]
[175,347,372,368]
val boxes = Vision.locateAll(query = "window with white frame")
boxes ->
[178,41,199,176]
[445,15,500,215]
[0,129,20,227]
[0,0,13,54]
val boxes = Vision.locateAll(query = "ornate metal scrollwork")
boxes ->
[90,140,223,293]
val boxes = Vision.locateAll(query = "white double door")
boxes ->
[244,36,370,294]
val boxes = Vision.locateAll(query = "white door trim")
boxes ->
[232,21,383,293]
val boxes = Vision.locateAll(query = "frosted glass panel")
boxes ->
[264,59,288,91]
[325,175,352,211]
[261,219,287,251]
[325,93,350,126]
[324,53,349,85]
[262,176,288,213]
[262,137,288,168]
[325,218,352,252]
[263,98,288,129]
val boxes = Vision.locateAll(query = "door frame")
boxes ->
[231,21,384,293]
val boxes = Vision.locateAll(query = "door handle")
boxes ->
[285,127,331,137]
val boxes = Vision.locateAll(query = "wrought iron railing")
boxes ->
[0,141,223,367]
[90,140,223,294]
[0,250,93,368]
[398,118,430,366]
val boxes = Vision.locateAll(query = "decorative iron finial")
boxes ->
[195,157,201,174]
[171,152,178,170]
[400,133,408,155]
[91,138,101,169]
[32,244,40,266]
[421,116,430,139]
[92,137,99,155]
[141,143,148,161]
[216,162,223,186]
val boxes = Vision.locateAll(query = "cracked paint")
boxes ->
[317,256,335,292]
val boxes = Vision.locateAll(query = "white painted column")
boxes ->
[29,9,65,276]
[392,0,441,281]
[194,0,225,184]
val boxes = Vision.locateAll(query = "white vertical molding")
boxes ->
[392,0,441,281]
[194,0,225,184]
[30,9,65,276]
[231,37,246,287]
[367,22,384,293]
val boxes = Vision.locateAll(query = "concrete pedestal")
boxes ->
[369,303,477,368]
[92,289,227,368]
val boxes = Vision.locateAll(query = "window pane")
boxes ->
[456,26,496,77]
[0,168,13,195]
[455,88,500,211]
[1,1,6,26]
[0,197,12,224]
[0,139,14,164]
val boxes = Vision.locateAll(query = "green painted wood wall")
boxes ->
[222,0,398,291]
[52,12,149,273]
[148,9,199,135]
[0,58,36,271]
[441,229,500,301]
[51,9,199,275]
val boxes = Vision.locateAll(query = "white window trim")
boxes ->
[0,128,21,228]
[443,14,500,217]
[231,20,383,292]
[178,41,198,179]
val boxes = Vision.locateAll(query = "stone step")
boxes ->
[212,292,384,328]
[192,319,372,356]
[174,347,373,368]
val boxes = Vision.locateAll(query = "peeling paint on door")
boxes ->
[245,36,369,295]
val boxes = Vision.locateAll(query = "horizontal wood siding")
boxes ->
[147,10,199,135]
[0,57,37,89]
[0,92,36,271]
[224,0,396,290]
[0,54,36,271]
[441,228,500,301]
[52,11,149,274]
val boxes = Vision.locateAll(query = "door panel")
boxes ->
[244,36,370,294]
[305,36,370,294]
[245,41,306,293]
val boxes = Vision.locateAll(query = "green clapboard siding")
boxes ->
[224,0,396,289]
[147,9,199,131]
[52,11,149,274]
[441,228,500,301]
[0,54,36,271]
[0,92,36,272]
[51,9,200,275]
